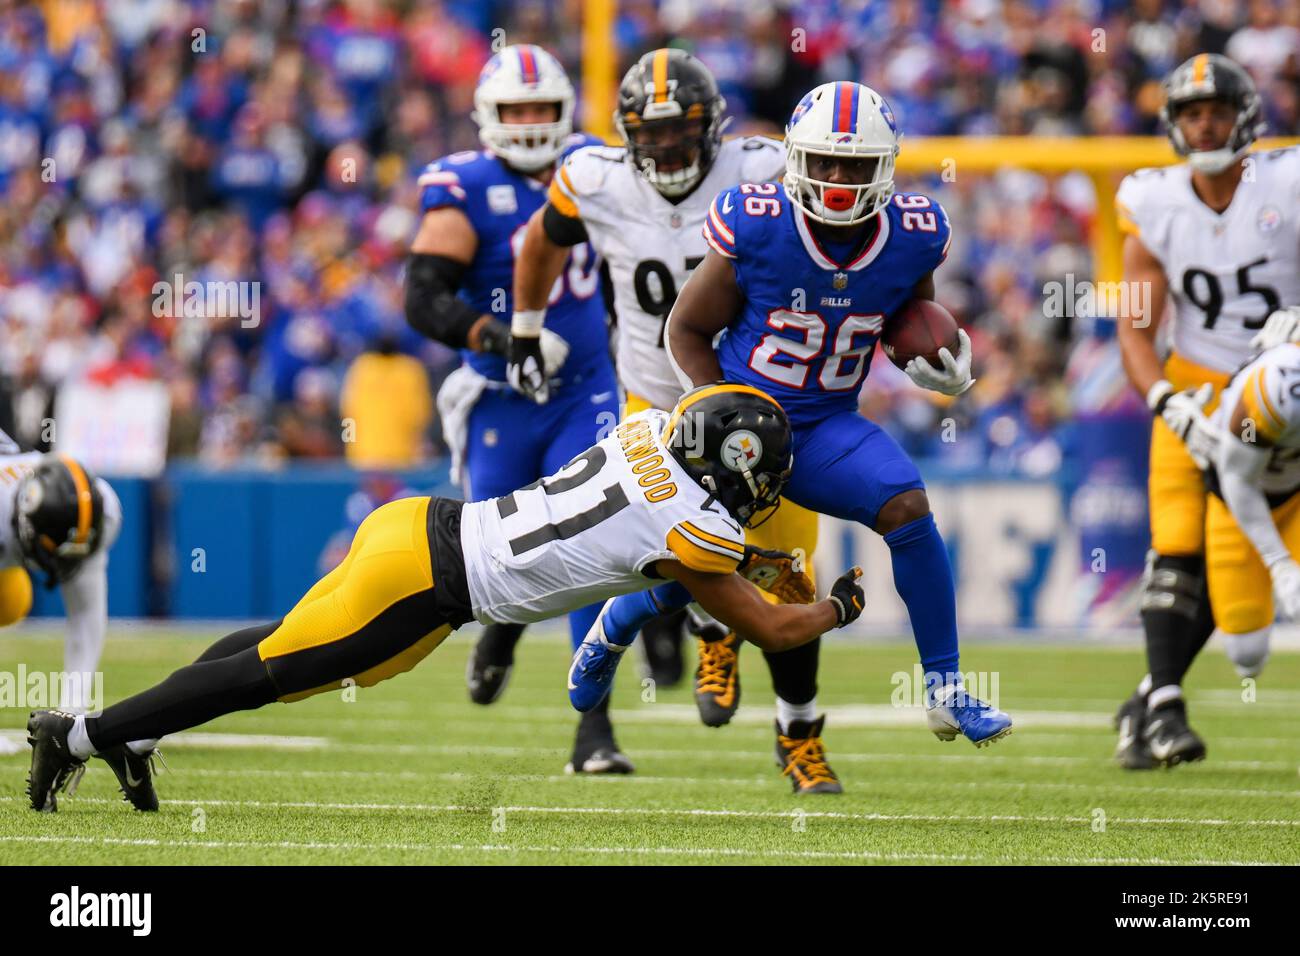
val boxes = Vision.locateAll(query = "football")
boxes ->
[882,299,961,371]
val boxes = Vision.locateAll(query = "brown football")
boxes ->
[882,299,961,371]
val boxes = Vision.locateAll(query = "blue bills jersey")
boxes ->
[703,183,951,425]
[417,134,609,383]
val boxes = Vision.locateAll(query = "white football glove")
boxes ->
[505,310,570,405]
[1269,557,1300,620]
[1148,380,1219,470]
[1249,306,1300,353]
[539,327,571,375]
[904,328,975,396]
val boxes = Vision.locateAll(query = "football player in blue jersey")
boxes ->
[575,82,1013,747]
[404,45,630,773]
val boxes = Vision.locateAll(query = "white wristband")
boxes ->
[1146,379,1174,413]
[511,309,546,337]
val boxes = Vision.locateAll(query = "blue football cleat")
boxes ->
[568,612,628,713]
[926,685,1013,748]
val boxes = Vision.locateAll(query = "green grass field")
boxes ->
[1,627,1297,865]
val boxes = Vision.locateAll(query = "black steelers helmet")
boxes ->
[1160,53,1264,174]
[664,384,792,529]
[615,48,727,198]
[12,456,105,587]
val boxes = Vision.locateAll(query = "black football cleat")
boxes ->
[774,716,843,795]
[26,710,86,812]
[1143,699,1207,768]
[694,628,742,727]
[638,609,687,688]
[95,745,164,811]
[565,707,634,775]
[1113,691,1154,770]
[465,624,522,705]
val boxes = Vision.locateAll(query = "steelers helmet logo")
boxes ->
[18,477,42,514]
[721,429,763,472]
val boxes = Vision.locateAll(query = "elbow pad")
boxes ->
[405,253,484,349]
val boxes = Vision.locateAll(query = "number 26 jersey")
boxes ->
[704,183,951,426]
[458,409,746,624]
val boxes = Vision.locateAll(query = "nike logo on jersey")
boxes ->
[591,391,614,404]
[722,193,733,214]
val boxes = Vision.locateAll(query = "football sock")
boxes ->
[764,634,820,705]
[1173,583,1216,684]
[85,644,277,753]
[775,695,817,734]
[98,624,279,758]
[1141,554,1209,690]
[193,619,281,663]
[884,513,960,681]
[478,622,526,661]
[567,602,602,651]
[602,583,692,646]
[1148,683,1183,710]
[67,716,93,760]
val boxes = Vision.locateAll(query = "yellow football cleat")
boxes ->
[694,631,741,727]
[775,716,843,795]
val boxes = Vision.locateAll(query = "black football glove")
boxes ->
[827,567,864,628]
[506,333,549,404]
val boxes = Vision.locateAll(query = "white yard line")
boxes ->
[3,764,1296,800]
[4,793,1292,827]
[0,834,1277,866]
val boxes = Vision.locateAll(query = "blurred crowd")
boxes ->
[0,0,1296,476]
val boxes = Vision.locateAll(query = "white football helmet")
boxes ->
[472,44,574,173]
[783,82,900,226]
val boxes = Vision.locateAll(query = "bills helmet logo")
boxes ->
[879,97,898,133]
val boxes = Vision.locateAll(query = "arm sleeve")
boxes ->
[665,516,746,574]
[404,253,492,349]
[543,202,588,247]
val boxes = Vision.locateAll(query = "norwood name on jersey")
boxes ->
[460,408,747,623]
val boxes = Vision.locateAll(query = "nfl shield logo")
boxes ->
[833,272,848,290]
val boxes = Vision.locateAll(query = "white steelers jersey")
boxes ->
[458,409,747,625]
[0,451,121,572]
[1116,147,1300,374]
[550,136,786,410]
[1215,342,1300,496]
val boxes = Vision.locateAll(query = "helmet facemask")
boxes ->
[1165,96,1259,174]
[785,143,896,226]
[476,99,573,173]
[617,104,726,198]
